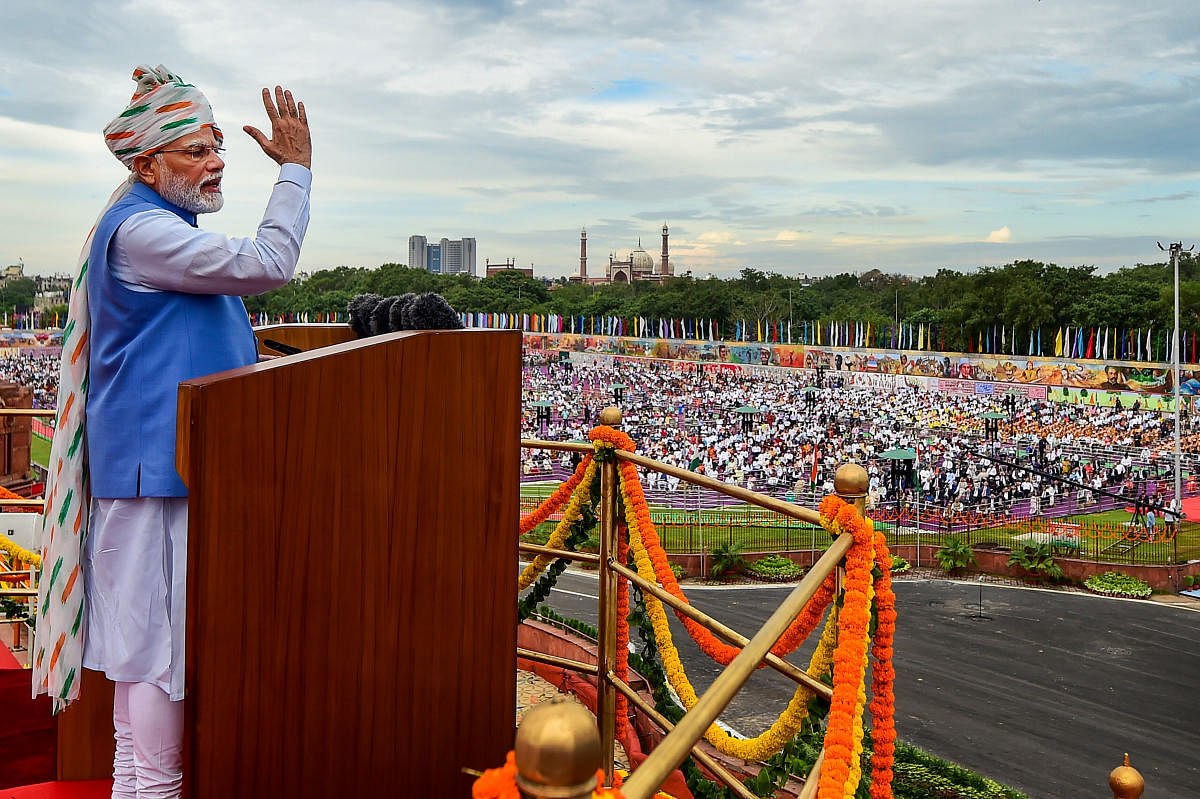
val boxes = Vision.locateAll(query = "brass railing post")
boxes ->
[595,405,623,785]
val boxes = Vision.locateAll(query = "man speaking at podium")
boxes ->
[33,65,311,798]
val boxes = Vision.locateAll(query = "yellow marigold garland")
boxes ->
[622,467,840,760]
[519,453,595,536]
[595,423,836,667]
[517,458,598,591]
[0,537,41,569]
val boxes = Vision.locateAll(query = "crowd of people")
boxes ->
[521,352,1197,523]
[0,353,60,409]
[1,344,1190,523]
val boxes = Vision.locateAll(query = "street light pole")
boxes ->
[1160,241,1192,518]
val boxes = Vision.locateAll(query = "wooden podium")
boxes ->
[58,326,521,796]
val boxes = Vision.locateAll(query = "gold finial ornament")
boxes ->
[833,464,869,498]
[1108,753,1145,799]
[599,406,622,426]
[514,698,603,799]
[834,463,870,514]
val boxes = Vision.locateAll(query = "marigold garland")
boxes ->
[815,495,894,799]
[517,459,598,591]
[596,424,836,668]
[618,457,840,761]
[614,526,630,742]
[519,453,594,536]
[868,527,897,797]
[0,537,41,569]
[842,582,875,797]
[471,752,678,798]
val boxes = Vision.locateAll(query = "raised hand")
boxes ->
[243,86,311,169]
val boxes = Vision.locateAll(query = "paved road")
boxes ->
[530,573,1200,798]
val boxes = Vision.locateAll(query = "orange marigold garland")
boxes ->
[816,495,894,799]
[471,751,521,799]
[592,425,836,666]
[519,453,594,536]
[869,527,897,796]
[471,757,680,799]
[614,525,630,742]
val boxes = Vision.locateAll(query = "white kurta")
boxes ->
[81,164,311,699]
[83,498,188,699]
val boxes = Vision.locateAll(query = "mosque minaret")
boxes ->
[569,224,673,285]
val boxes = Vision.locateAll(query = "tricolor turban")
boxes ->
[102,64,222,169]
[33,64,220,710]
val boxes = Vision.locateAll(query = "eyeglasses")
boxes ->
[155,145,225,162]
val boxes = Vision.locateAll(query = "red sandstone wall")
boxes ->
[667,545,1200,591]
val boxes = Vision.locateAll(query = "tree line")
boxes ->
[240,256,1200,352]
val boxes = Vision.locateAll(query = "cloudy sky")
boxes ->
[2,0,1199,279]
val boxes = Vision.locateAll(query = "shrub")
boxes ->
[1006,543,1064,583]
[709,541,747,578]
[0,597,25,619]
[1084,571,1152,599]
[670,562,687,582]
[935,537,976,574]
[890,555,911,574]
[746,554,804,582]
[1185,575,1195,589]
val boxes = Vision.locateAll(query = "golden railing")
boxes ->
[0,406,52,511]
[519,407,867,799]
[0,407,50,660]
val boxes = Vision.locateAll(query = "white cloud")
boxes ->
[986,226,1013,243]
[0,0,1195,277]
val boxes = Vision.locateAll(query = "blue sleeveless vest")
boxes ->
[87,183,257,497]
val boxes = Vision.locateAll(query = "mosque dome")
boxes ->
[631,247,655,271]
[615,243,655,271]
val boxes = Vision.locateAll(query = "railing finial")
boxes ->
[1109,753,1144,799]
[514,697,603,799]
[834,463,869,514]
[599,406,622,426]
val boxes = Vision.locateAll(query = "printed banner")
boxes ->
[527,333,1189,405]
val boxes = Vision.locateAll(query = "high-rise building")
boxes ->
[408,235,428,270]
[409,234,476,276]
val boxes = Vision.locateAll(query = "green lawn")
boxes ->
[520,483,1192,564]
[30,433,50,469]
[1069,509,1137,524]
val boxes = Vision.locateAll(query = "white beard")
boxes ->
[157,167,224,214]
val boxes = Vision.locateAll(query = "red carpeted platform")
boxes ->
[0,643,56,791]
[0,780,112,798]
[1183,496,1200,519]
[0,640,21,670]
[1122,496,1200,518]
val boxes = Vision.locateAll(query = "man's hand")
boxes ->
[243,86,311,169]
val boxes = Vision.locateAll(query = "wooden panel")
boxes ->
[56,669,115,779]
[253,323,357,356]
[180,329,520,798]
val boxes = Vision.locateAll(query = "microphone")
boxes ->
[263,339,303,356]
